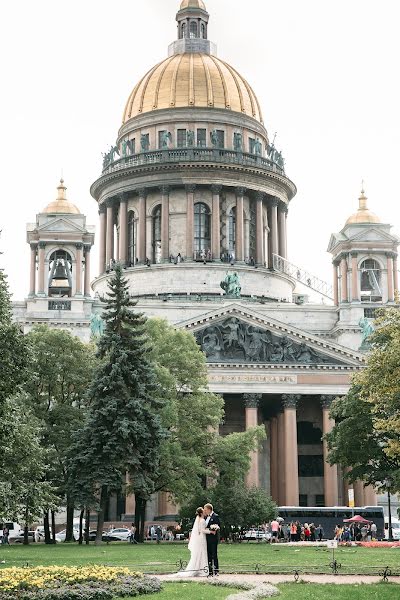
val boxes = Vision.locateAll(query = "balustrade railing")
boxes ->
[273,254,333,300]
[101,147,286,177]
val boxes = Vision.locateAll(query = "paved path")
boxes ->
[158,573,400,585]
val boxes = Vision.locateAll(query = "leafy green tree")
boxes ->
[0,394,56,543]
[25,326,96,542]
[69,266,167,543]
[144,318,224,503]
[0,270,29,414]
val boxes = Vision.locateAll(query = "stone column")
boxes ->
[138,189,147,263]
[387,252,394,302]
[119,195,128,266]
[351,252,359,301]
[353,480,365,506]
[98,206,106,275]
[29,244,37,296]
[270,198,279,259]
[211,185,222,260]
[244,393,261,487]
[278,203,287,259]
[282,395,300,505]
[270,416,279,502]
[75,243,83,296]
[235,187,246,261]
[37,242,46,295]
[160,186,170,261]
[321,396,339,506]
[84,245,91,296]
[277,411,286,504]
[186,184,196,259]
[393,255,399,295]
[333,261,339,306]
[364,485,377,506]
[255,192,264,265]
[340,254,348,303]
[106,200,114,268]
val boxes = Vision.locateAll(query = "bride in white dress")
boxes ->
[176,507,209,577]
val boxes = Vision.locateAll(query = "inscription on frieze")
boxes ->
[208,374,298,384]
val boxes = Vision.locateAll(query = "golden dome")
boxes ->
[180,0,206,9]
[42,179,81,215]
[345,188,380,225]
[122,53,263,124]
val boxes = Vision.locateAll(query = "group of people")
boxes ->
[0,527,10,545]
[269,519,324,542]
[334,522,377,542]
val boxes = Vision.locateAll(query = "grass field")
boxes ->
[1,542,399,576]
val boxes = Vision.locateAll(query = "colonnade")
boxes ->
[28,242,92,297]
[242,393,376,507]
[98,186,289,274]
[333,251,398,305]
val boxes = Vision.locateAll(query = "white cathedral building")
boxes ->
[13,0,399,522]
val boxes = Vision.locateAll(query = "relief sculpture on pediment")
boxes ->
[195,317,339,365]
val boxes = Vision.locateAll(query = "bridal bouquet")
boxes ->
[210,524,220,531]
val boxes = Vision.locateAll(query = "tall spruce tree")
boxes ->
[69,266,166,543]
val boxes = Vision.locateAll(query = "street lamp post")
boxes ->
[387,489,393,542]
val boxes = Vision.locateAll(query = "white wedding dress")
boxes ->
[176,516,209,577]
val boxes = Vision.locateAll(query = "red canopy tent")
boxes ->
[343,515,372,524]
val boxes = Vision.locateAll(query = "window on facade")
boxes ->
[298,455,324,478]
[299,495,308,507]
[214,130,225,148]
[364,308,377,319]
[229,207,236,255]
[249,137,256,154]
[197,128,207,147]
[201,23,206,38]
[194,202,211,256]
[152,205,162,264]
[315,495,325,507]
[177,129,187,148]
[190,21,198,38]
[297,421,323,445]
[233,132,243,152]
[128,211,136,266]
[360,258,382,302]
[181,22,187,38]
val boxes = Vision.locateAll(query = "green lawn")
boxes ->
[152,582,240,599]
[1,542,399,575]
[278,583,399,599]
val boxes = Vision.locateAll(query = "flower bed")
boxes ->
[0,566,161,599]
[356,541,400,548]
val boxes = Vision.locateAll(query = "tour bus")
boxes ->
[0,522,23,542]
[384,517,400,540]
[278,506,385,539]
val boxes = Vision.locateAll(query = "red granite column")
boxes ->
[119,195,128,266]
[106,200,114,268]
[278,203,287,259]
[160,186,170,261]
[84,246,91,297]
[393,255,399,296]
[255,192,264,265]
[75,243,83,295]
[321,396,339,506]
[29,244,37,296]
[37,242,46,295]
[211,185,222,260]
[270,416,279,502]
[138,189,147,263]
[351,252,360,301]
[270,198,279,259]
[333,261,339,306]
[387,252,395,302]
[282,395,300,505]
[235,187,246,261]
[244,394,261,487]
[186,184,196,260]
[340,254,348,303]
[98,206,106,274]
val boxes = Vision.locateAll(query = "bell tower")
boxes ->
[24,179,95,339]
[327,186,399,349]
[169,0,216,56]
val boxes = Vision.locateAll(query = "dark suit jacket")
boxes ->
[206,512,221,545]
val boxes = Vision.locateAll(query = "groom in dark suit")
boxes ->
[204,503,221,576]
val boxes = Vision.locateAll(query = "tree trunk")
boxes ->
[43,511,51,544]
[51,510,56,544]
[78,509,84,545]
[96,486,108,544]
[23,504,29,545]
[65,501,75,542]
[134,496,146,543]
[85,509,90,545]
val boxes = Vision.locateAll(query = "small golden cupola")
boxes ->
[42,179,81,215]
[345,186,381,225]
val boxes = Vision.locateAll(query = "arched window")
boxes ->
[48,250,73,297]
[128,211,136,266]
[152,205,162,264]
[190,21,198,39]
[360,258,382,302]
[201,23,206,39]
[181,22,187,38]
[229,207,236,259]
[194,202,211,258]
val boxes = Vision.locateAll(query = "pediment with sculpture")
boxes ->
[194,316,346,365]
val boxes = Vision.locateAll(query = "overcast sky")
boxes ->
[1,0,399,300]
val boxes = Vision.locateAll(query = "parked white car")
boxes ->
[107,527,131,541]
[55,529,80,543]
[385,518,400,541]
[0,522,22,542]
